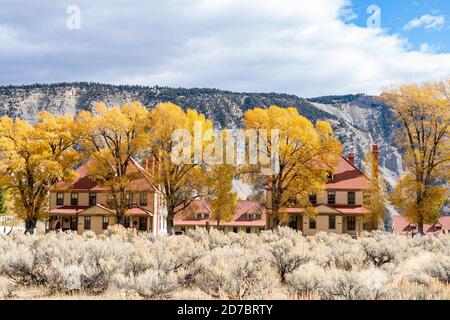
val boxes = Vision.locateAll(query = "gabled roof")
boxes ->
[326,157,371,190]
[174,200,266,227]
[53,157,156,191]
[265,156,372,191]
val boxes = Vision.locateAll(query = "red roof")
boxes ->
[174,200,266,227]
[49,206,90,216]
[54,158,156,191]
[49,204,152,217]
[126,207,153,216]
[329,205,370,215]
[393,215,450,234]
[326,157,371,190]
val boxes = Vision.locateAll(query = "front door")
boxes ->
[70,216,77,231]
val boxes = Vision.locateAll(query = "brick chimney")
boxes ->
[348,151,355,166]
[372,144,379,180]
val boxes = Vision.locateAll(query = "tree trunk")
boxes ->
[418,221,424,235]
[24,218,37,235]
[167,216,174,235]
[117,213,125,226]
[166,203,175,235]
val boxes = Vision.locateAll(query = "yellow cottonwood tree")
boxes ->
[206,164,237,228]
[0,113,78,233]
[382,81,450,234]
[75,102,150,225]
[147,102,213,233]
[243,106,342,227]
[361,150,387,230]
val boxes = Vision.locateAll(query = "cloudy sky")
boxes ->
[0,0,449,97]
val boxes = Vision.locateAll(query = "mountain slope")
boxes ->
[0,83,402,188]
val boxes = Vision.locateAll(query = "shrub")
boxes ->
[423,254,450,284]
[134,270,179,299]
[268,238,311,283]
[0,229,449,300]
[285,263,325,298]
[361,237,398,267]
[195,246,276,299]
[332,245,366,271]
[0,277,16,298]
[322,269,371,300]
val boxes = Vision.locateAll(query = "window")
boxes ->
[309,194,317,205]
[329,215,336,229]
[89,193,97,206]
[327,172,334,182]
[56,193,64,206]
[363,192,371,205]
[347,216,356,231]
[246,227,251,233]
[139,217,147,231]
[140,192,148,206]
[247,213,262,220]
[348,191,355,205]
[233,226,238,233]
[309,218,316,229]
[102,216,109,230]
[84,216,91,230]
[196,212,209,220]
[71,193,78,205]
[328,191,335,204]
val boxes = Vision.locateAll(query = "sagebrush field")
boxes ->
[0,227,449,300]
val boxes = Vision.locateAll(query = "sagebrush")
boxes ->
[0,226,448,300]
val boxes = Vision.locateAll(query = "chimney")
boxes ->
[348,151,355,166]
[372,144,379,180]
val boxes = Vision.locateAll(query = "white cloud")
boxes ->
[0,0,450,97]
[404,14,445,31]
[419,42,441,54]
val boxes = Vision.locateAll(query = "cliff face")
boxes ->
[0,82,402,187]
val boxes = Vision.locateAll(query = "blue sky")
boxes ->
[0,0,449,97]
[345,0,450,53]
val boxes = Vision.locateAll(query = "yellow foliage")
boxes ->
[206,164,237,226]
[75,101,150,223]
[382,80,449,232]
[243,105,342,224]
[0,113,78,232]
[147,102,214,231]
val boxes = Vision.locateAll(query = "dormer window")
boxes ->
[196,212,209,220]
[247,213,262,220]
[327,172,334,182]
